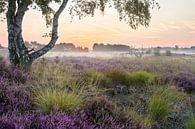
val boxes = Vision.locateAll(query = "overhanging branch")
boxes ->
[30,0,68,61]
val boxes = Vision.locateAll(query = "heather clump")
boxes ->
[0,60,28,84]
[0,111,95,129]
[0,81,32,115]
[174,72,195,92]
[83,96,149,129]
[0,60,32,115]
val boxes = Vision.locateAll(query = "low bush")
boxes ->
[34,88,82,113]
[145,49,152,54]
[126,71,155,87]
[0,56,3,61]
[174,72,195,92]
[165,50,172,56]
[83,96,149,129]
[106,69,128,85]
[153,49,161,56]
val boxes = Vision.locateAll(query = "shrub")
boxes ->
[106,69,128,85]
[84,69,112,88]
[145,49,152,54]
[0,56,3,61]
[83,96,148,129]
[126,71,155,86]
[34,88,82,113]
[174,72,195,92]
[153,49,161,56]
[165,50,172,56]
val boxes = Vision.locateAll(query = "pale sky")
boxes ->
[0,0,195,48]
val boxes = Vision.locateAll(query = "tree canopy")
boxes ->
[0,0,159,29]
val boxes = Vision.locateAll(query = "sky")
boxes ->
[0,0,195,49]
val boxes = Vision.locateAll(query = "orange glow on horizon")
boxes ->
[0,0,195,49]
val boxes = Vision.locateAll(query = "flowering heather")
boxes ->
[0,60,32,115]
[0,60,28,83]
[55,57,194,75]
[83,96,149,129]
[0,56,194,129]
[0,111,94,129]
[0,78,32,115]
[0,109,150,129]
[174,72,195,92]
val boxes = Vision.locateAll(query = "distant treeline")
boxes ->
[93,43,130,51]
[24,41,89,52]
[1,42,195,52]
[53,43,89,52]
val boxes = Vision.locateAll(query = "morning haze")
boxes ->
[0,1,195,128]
[0,0,195,48]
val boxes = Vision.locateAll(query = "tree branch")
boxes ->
[30,0,68,61]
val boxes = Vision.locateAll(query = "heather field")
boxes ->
[0,55,195,129]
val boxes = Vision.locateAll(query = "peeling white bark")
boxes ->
[7,0,68,69]
[30,0,69,61]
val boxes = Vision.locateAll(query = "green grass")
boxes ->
[185,119,195,129]
[29,60,79,90]
[126,71,155,87]
[128,109,152,126]
[84,69,112,88]
[34,88,82,113]
[149,93,172,121]
[185,114,195,129]
[148,87,187,121]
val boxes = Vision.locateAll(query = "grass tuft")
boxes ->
[127,71,155,87]
[34,88,82,113]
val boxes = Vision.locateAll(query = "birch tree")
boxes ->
[0,0,159,69]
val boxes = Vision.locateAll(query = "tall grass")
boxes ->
[149,93,172,121]
[185,106,195,129]
[148,87,186,121]
[34,88,82,113]
[185,116,195,129]
[29,59,79,90]
[84,69,111,88]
